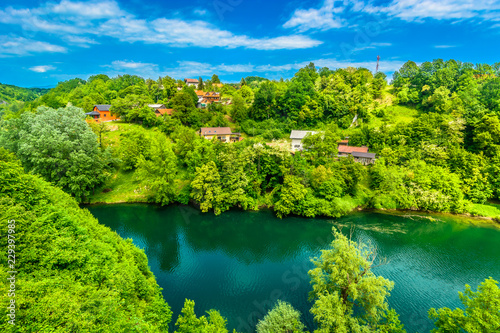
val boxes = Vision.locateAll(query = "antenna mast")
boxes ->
[376,55,380,73]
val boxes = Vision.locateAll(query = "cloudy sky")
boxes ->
[1,0,500,87]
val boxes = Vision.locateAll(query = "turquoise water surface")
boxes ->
[87,204,500,332]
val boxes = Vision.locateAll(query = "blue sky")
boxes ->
[1,0,500,87]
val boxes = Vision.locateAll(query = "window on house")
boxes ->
[104,114,107,117]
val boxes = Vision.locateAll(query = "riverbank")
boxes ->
[86,189,500,229]
[86,160,500,228]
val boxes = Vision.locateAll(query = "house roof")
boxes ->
[200,98,216,104]
[200,127,232,135]
[338,145,369,153]
[351,152,377,159]
[155,109,173,116]
[148,104,165,109]
[94,104,111,111]
[196,91,220,98]
[185,78,199,83]
[85,111,100,116]
[290,130,318,140]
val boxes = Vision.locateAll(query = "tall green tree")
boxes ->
[239,85,254,103]
[0,106,109,202]
[136,132,178,205]
[191,161,225,214]
[274,175,308,218]
[230,93,248,123]
[219,146,251,210]
[162,75,178,100]
[198,77,204,91]
[118,127,151,170]
[211,74,221,84]
[171,92,198,126]
[309,228,406,333]
[250,81,277,120]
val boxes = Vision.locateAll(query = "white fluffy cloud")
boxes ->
[29,65,56,73]
[50,0,125,18]
[434,45,457,48]
[0,36,67,57]
[284,0,500,32]
[284,0,344,32]
[63,35,100,47]
[108,60,159,71]
[0,0,322,50]
[370,0,500,21]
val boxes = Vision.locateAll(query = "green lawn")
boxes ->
[469,202,500,219]
[89,169,150,204]
[369,105,419,129]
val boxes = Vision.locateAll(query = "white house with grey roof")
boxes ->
[289,130,318,151]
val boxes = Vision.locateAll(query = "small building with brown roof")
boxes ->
[148,104,172,117]
[184,78,199,87]
[197,92,221,108]
[337,141,376,165]
[200,127,241,143]
[155,109,173,117]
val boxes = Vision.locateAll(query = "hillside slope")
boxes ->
[0,148,172,332]
[0,83,49,103]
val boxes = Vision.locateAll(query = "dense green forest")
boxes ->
[1,59,500,331]
[2,60,499,221]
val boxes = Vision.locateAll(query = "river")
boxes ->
[87,204,500,333]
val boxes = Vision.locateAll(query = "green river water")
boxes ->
[87,204,500,333]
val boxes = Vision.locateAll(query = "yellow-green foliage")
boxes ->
[256,300,306,333]
[174,299,238,333]
[429,278,500,333]
[0,148,171,332]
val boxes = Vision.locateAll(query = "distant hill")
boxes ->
[0,83,50,103]
[244,76,268,84]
